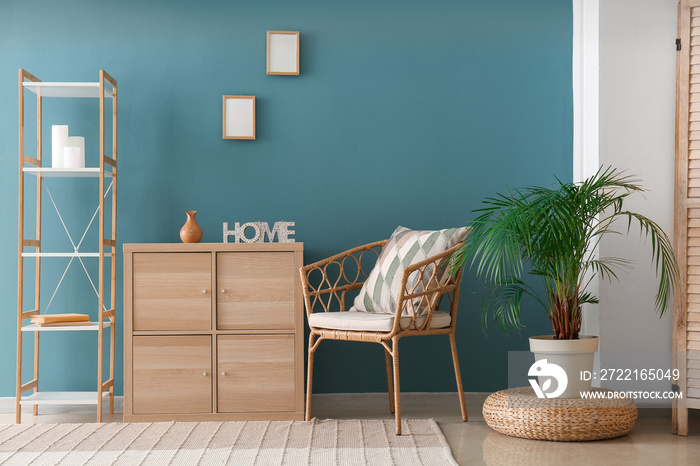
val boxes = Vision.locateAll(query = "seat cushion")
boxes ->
[350,226,470,315]
[308,310,452,332]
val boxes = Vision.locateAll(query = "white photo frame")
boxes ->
[267,31,300,75]
[223,95,256,140]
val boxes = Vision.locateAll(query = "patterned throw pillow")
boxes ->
[350,226,470,315]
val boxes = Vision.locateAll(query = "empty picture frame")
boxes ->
[267,31,300,75]
[223,95,255,140]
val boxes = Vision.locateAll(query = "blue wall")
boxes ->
[0,0,572,397]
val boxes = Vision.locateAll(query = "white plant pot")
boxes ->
[528,335,599,399]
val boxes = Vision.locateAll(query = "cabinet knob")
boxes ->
[221,289,226,293]
[202,372,207,376]
[221,371,226,376]
[202,290,207,294]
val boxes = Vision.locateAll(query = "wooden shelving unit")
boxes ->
[16,69,117,423]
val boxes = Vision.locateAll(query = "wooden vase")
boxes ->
[180,210,203,243]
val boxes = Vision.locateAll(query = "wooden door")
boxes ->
[133,253,212,330]
[217,334,295,412]
[132,336,212,414]
[217,252,295,330]
[674,0,700,436]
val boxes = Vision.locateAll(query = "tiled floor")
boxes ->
[314,392,700,465]
[2,393,700,465]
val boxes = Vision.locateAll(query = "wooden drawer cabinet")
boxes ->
[124,243,304,422]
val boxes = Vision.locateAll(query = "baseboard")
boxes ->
[0,392,487,415]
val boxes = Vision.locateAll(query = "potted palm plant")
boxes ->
[451,166,678,398]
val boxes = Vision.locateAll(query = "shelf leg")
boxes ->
[16,68,24,425]
[110,316,115,415]
[15,330,22,424]
[33,333,39,416]
[33,90,42,417]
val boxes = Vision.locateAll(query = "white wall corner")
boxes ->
[573,0,600,338]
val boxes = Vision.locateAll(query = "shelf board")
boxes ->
[23,167,102,178]
[22,82,113,98]
[22,321,112,332]
[22,252,103,258]
[20,391,109,405]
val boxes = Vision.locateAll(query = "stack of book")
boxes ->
[30,313,91,327]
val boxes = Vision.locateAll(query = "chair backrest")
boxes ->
[301,240,387,314]
[392,241,466,333]
[300,239,467,335]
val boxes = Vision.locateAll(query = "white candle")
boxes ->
[63,146,82,169]
[66,136,85,168]
[51,125,69,168]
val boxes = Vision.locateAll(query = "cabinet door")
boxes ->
[217,334,295,412]
[133,253,211,331]
[132,336,212,414]
[217,252,295,330]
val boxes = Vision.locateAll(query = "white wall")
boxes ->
[573,0,600,338]
[598,0,677,352]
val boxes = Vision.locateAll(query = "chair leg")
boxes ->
[391,336,402,435]
[449,333,468,422]
[384,347,395,414]
[306,333,317,422]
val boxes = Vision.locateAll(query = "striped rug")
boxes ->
[0,418,457,465]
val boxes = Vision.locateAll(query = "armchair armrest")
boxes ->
[299,240,387,316]
[391,241,465,334]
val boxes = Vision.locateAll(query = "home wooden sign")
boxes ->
[223,221,295,243]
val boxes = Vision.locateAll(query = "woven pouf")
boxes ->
[482,387,638,441]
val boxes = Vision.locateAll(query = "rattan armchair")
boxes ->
[299,240,468,435]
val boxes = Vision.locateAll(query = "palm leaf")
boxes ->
[453,166,679,336]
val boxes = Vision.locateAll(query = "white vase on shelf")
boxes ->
[65,136,85,168]
[51,125,68,168]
